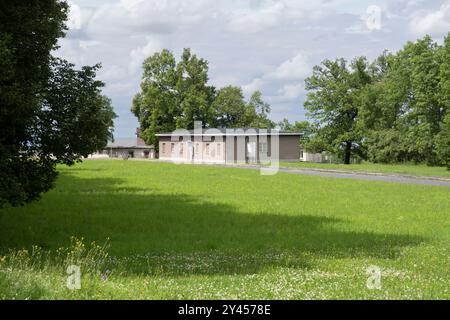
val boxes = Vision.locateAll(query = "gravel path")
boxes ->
[153,159,450,187]
[242,165,450,187]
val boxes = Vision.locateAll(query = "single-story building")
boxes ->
[300,149,323,162]
[156,128,308,164]
[89,136,155,159]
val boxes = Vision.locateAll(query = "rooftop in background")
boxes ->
[106,138,153,149]
[156,128,302,137]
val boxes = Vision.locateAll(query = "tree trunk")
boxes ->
[344,142,352,164]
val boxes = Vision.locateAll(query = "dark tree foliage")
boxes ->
[436,113,450,170]
[304,57,372,164]
[211,86,248,128]
[38,58,116,165]
[0,1,116,206]
[305,34,450,166]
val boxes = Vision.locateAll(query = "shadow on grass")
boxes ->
[0,171,425,276]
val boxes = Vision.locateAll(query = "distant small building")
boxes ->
[299,149,361,164]
[299,148,323,163]
[89,129,155,159]
[101,138,155,159]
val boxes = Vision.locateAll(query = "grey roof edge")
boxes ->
[104,145,154,149]
[105,137,154,149]
[156,129,302,137]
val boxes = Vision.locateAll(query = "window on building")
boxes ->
[258,142,267,154]
[205,143,210,155]
[162,143,166,153]
[300,150,304,159]
[217,143,221,157]
[180,143,184,155]
[171,143,175,153]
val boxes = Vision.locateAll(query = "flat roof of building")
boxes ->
[106,138,154,149]
[156,128,302,137]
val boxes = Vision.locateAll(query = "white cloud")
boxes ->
[67,1,82,30]
[410,1,450,37]
[79,40,99,49]
[243,78,265,95]
[55,0,441,135]
[278,83,304,100]
[226,0,338,34]
[243,53,310,100]
[85,0,213,37]
[98,65,128,84]
[120,0,145,12]
[272,53,310,80]
[281,0,333,20]
[227,1,285,33]
[129,39,163,72]
[210,75,240,88]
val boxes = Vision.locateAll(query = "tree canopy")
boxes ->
[0,1,116,206]
[132,49,275,147]
[304,34,450,167]
[304,57,373,164]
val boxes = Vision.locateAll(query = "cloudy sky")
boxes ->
[55,0,450,137]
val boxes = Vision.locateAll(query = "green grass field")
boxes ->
[278,162,450,178]
[0,160,449,299]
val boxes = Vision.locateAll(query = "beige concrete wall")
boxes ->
[159,136,174,160]
[159,134,301,163]
[159,136,225,163]
[100,148,154,159]
[200,141,225,163]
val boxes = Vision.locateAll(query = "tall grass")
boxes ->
[0,237,109,299]
[0,160,449,299]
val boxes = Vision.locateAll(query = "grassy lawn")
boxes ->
[278,162,450,179]
[0,160,449,299]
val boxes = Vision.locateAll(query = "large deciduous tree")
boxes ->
[176,49,216,129]
[38,58,116,165]
[437,34,450,169]
[310,34,449,166]
[304,57,373,164]
[131,49,179,147]
[360,36,448,165]
[211,86,247,128]
[0,1,116,207]
[245,91,275,129]
[132,49,216,146]
[393,36,444,165]
[132,50,275,146]
[436,113,450,169]
[211,87,274,128]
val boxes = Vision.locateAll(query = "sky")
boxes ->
[55,0,450,137]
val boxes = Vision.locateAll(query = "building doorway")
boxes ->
[246,141,257,163]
